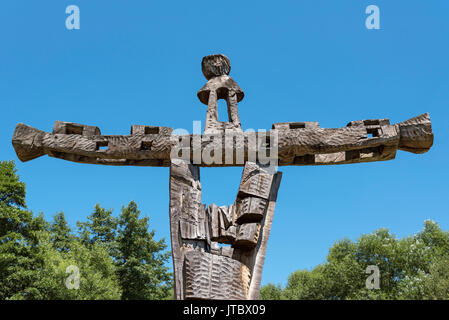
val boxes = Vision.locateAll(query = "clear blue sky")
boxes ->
[1,0,448,286]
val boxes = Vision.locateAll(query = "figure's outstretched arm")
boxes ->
[169,160,282,300]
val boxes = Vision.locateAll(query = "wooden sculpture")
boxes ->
[11,54,434,300]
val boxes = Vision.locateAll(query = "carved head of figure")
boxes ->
[201,54,231,80]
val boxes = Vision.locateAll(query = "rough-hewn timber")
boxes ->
[12,113,433,167]
[169,159,281,300]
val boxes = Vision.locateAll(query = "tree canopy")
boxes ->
[261,221,449,300]
[0,160,172,300]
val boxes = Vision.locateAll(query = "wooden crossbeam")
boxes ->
[12,113,433,167]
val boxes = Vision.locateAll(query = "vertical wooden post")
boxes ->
[205,90,218,133]
[169,159,282,300]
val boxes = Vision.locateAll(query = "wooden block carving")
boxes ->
[170,159,282,300]
[235,223,261,248]
[207,204,236,244]
[52,121,101,137]
[169,159,206,299]
[272,121,320,130]
[184,250,250,300]
[12,113,433,167]
[238,162,273,199]
[236,196,268,223]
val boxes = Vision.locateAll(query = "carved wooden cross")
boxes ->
[12,54,434,300]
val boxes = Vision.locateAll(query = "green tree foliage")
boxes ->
[77,202,173,299]
[115,201,172,300]
[262,222,449,300]
[0,160,43,299]
[50,212,75,253]
[260,283,284,300]
[0,160,172,300]
[9,232,122,300]
[77,204,117,256]
[0,160,26,208]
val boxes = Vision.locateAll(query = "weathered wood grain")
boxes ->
[169,159,204,300]
[12,113,433,167]
[184,250,250,300]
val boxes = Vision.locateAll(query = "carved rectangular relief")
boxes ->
[184,250,250,300]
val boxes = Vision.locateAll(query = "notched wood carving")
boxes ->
[170,159,282,300]
[12,113,433,167]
